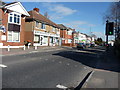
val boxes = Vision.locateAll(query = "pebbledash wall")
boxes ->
[0,2,30,46]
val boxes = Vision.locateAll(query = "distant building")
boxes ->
[58,24,73,46]
[78,33,87,44]
[108,40,114,46]
[72,31,79,45]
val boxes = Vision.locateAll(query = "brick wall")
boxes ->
[24,31,34,45]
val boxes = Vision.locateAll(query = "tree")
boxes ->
[95,38,103,45]
[103,1,120,37]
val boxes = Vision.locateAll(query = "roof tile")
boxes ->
[26,10,59,28]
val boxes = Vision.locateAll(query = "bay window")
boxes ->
[8,31,20,42]
[34,35,39,43]
[44,36,48,44]
[7,24,20,42]
[8,12,21,25]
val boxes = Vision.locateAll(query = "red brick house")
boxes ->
[0,2,30,46]
[58,24,74,46]
[58,24,68,44]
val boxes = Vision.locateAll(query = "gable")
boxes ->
[4,2,30,16]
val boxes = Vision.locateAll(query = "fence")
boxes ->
[0,45,26,51]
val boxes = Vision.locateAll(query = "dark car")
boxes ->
[76,43,86,49]
[90,44,95,47]
[86,43,90,48]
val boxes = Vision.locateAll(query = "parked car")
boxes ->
[86,43,90,48]
[76,43,86,49]
[90,44,95,47]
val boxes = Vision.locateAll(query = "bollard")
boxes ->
[23,45,25,50]
[28,45,29,49]
[8,45,10,51]
[35,46,37,50]
[28,43,31,49]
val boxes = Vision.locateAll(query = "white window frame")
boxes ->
[35,21,39,29]
[43,36,48,45]
[8,12,21,25]
[68,39,72,43]
[57,29,60,35]
[41,23,46,30]
[34,35,40,43]
[7,31,20,42]
[52,27,56,32]
[68,31,72,35]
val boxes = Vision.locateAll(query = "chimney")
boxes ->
[33,8,39,13]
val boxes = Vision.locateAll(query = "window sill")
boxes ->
[7,41,20,42]
[35,27,39,29]
[41,29,46,30]
[8,22,21,25]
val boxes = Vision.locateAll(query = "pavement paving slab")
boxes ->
[0,46,63,56]
[82,47,120,89]
[83,70,118,88]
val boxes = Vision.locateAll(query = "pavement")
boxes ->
[0,46,70,56]
[82,47,120,89]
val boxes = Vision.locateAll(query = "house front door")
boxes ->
[40,36,44,45]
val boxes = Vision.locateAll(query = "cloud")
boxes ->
[49,4,77,16]
[63,20,96,31]
[41,3,77,20]
[67,21,87,25]
[63,22,87,30]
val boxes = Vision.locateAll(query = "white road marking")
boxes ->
[46,49,62,52]
[45,59,48,61]
[56,84,68,89]
[67,63,70,66]
[59,61,62,64]
[29,51,39,53]
[75,65,77,67]
[0,64,7,68]
[52,60,55,62]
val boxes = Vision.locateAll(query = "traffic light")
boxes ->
[108,22,114,35]
[106,22,114,35]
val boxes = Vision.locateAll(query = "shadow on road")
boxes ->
[53,47,120,73]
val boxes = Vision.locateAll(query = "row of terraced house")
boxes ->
[0,2,95,48]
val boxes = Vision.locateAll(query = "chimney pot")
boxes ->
[33,8,39,13]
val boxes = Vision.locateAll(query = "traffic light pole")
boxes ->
[106,20,109,51]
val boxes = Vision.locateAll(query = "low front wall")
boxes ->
[62,43,72,47]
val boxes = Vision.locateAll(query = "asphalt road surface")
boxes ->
[2,47,105,88]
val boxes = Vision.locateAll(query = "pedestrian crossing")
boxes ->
[0,64,7,68]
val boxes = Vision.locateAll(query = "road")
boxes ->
[2,47,105,88]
